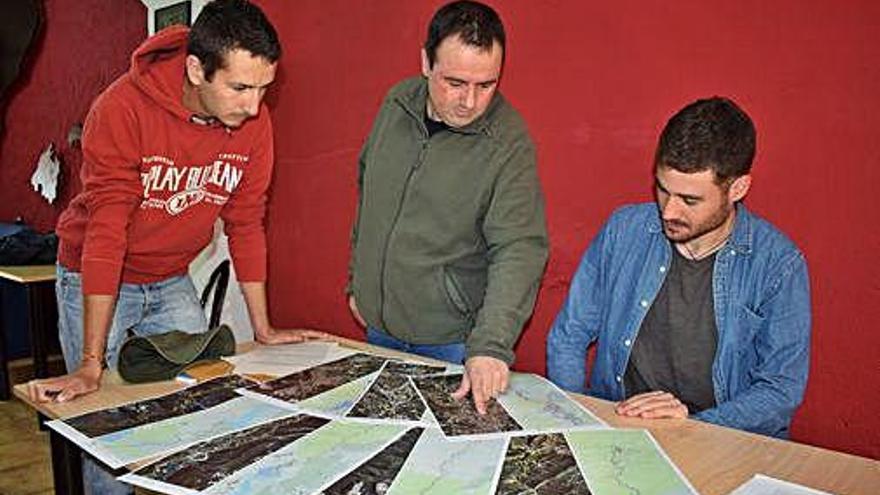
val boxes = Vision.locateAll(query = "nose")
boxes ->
[244,90,261,117]
[660,196,682,220]
[462,85,477,110]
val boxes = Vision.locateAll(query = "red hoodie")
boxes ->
[57,27,273,295]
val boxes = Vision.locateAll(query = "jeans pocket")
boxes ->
[56,266,81,294]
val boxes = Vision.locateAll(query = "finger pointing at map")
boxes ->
[452,355,510,414]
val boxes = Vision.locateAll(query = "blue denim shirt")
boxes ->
[547,203,811,437]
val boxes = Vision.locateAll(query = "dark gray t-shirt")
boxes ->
[623,247,718,413]
[424,114,450,137]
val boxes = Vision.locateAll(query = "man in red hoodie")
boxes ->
[27,0,327,408]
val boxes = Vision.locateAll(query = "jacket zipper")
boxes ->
[378,135,430,331]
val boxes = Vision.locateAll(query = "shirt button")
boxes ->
[640,300,648,308]
[624,339,631,347]
[616,375,622,383]
[659,265,666,273]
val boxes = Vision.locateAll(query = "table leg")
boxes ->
[49,426,84,495]
[27,281,52,379]
[0,285,9,400]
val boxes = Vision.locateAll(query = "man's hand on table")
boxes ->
[615,391,689,419]
[452,355,509,415]
[254,327,335,345]
[26,360,103,403]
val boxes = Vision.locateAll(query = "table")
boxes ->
[0,264,58,400]
[13,337,880,495]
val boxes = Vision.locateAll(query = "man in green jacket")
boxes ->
[348,0,548,414]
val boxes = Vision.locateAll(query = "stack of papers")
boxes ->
[222,341,355,377]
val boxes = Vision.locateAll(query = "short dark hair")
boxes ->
[424,1,506,68]
[187,0,281,81]
[655,97,756,183]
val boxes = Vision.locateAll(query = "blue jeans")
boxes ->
[367,327,466,364]
[56,265,208,371]
[56,265,208,495]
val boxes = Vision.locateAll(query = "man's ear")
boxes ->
[185,54,206,86]
[728,174,752,202]
[420,48,431,78]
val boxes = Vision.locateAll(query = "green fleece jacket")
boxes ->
[349,77,549,364]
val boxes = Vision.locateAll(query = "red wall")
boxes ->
[260,1,880,458]
[0,0,145,231]
[1,1,876,459]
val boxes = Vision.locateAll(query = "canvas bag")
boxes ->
[117,324,235,383]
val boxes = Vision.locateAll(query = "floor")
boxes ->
[0,358,59,495]
[0,358,158,495]
[0,397,53,495]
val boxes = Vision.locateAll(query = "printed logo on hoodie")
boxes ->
[139,153,246,215]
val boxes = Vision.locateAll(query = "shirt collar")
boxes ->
[646,202,754,255]
[396,77,497,136]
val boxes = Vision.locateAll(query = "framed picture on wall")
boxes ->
[155,1,192,31]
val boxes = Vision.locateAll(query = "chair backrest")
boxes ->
[200,259,230,329]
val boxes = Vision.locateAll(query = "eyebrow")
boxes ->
[229,80,274,90]
[655,178,702,202]
[442,76,498,86]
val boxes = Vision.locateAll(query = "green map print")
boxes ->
[386,427,507,494]
[95,396,290,467]
[566,429,697,495]
[205,419,409,495]
[499,373,605,430]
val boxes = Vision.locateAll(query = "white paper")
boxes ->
[118,473,200,495]
[729,474,835,495]
[30,143,60,203]
[222,341,355,376]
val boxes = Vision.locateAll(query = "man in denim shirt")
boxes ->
[547,97,810,438]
